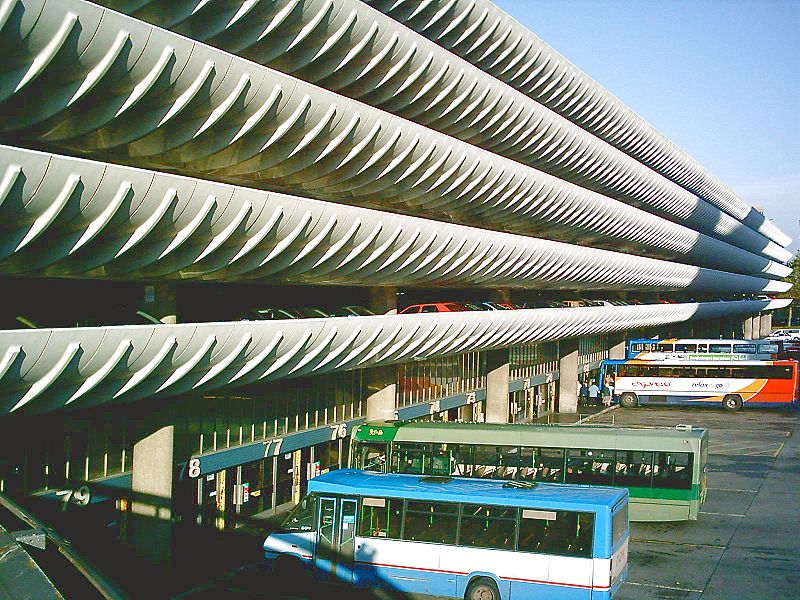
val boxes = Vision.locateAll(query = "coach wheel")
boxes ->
[723,394,743,412]
[619,392,639,408]
[465,577,501,600]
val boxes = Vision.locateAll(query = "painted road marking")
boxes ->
[624,581,704,593]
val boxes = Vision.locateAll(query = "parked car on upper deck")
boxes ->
[334,306,376,317]
[399,302,466,314]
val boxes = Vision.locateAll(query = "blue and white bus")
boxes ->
[263,469,629,600]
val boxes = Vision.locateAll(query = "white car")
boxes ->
[767,328,800,340]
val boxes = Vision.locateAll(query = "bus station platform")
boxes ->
[588,407,800,600]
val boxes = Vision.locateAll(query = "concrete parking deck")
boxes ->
[588,407,800,600]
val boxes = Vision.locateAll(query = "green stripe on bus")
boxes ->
[626,485,694,501]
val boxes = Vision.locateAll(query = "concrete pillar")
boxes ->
[761,312,773,337]
[140,282,177,324]
[751,313,761,340]
[365,364,397,422]
[130,425,174,566]
[485,349,510,424]
[458,403,473,422]
[609,334,626,360]
[558,338,580,413]
[743,317,754,340]
[368,286,398,315]
[492,288,512,305]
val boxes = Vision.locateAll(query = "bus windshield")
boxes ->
[280,494,315,532]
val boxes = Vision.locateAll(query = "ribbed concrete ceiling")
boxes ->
[0,0,789,268]
[366,0,792,249]
[0,146,790,286]
[90,0,790,263]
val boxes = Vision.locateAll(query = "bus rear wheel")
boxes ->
[723,394,743,412]
[619,393,638,408]
[465,577,501,600]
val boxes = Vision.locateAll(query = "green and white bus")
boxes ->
[350,421,708,522]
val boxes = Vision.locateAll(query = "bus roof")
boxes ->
[608,359,792,366]
[308,469,627,512]
[355,421,707,452]
[630,338,774,345]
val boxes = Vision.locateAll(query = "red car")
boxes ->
[398,302,467,314]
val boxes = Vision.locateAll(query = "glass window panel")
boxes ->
[459,504,516,550]
[518,447,537,481]
[614,451,654,487]
[402,501,458,544]
[518,509,594,558]
[565,449,614,485]
[358,497,403,538]
[534,448,565,482]
[709,344,732,353]
[653,452,692,490]
[392,443,431,475]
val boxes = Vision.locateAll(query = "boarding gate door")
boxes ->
[314,496,357,582]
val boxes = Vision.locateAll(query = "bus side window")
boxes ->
[451,444,474,477]
[358,497,402,539]
[474,445,507,478]
[518,509,594,558]
[652,452,692,489]
[565,449,613,485]
[534,448,565,483]
[393,443,431,475]
[458,505,516,550]
[657,344,674,352]
[431,443,451,476]
[518,447,537,480]
[403,501,458,544]
[614,451,654,487]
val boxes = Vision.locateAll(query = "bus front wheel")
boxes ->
[723,394,743,412]
[465,577,501,600]
[619,393,638,408]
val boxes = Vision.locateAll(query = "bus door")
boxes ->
[314,496,357,582]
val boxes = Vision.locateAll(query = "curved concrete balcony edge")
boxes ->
[0,299,790,416]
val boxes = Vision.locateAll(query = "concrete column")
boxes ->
[752,314,763,339]
[458,403,473,422]
[365,364,397,422]
[558,338,580,413]
[140,282,177,324]
[743,317,754,340]
[492,288,512,305]
[130,425,174,566]
[485,349,510,424]
[609,334,626,360]
[761,312,773,337]
[368,286,398,315]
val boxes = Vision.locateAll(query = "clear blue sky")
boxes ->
[492,0,800,256]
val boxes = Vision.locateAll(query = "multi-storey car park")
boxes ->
[0,0,793,594]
